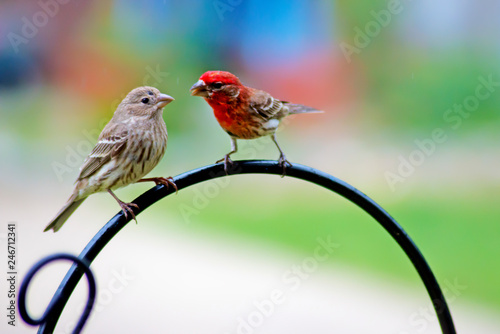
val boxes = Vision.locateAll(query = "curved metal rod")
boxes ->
[18,253,96,334]
[35,160,455,333]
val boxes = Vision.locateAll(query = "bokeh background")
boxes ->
[1,0,499,333]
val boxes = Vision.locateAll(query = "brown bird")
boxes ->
[190,71,322,174]
[44,86,176,232]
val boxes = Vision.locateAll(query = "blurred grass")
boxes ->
[150,176,500,311]
[364,52,500,131]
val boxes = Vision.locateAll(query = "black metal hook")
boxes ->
[18,253,96,334]
[22,160,455,333]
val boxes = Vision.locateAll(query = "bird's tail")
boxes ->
[44,196,86,232]
[285,103,324,115]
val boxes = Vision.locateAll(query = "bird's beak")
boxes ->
[156,93,174,108]
[190,80,209,97]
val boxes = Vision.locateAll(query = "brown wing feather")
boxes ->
[78,129,128,180]
[248,89,284,120]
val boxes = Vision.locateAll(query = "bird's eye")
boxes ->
[141,98,149,104]
[212,82,223,89]
[148,91,154,96]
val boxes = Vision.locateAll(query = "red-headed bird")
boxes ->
[190,71,322,173]
[44,86,177,232]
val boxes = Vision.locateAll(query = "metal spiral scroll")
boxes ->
[18,253,96,334]
[19,160,456,334]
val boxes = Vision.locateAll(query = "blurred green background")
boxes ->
[1,0,499,323]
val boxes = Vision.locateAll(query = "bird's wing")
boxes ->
[248,90,284,120]
[77,130,128,180]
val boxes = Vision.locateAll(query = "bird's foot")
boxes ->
[277,154,292,177]
[118,201,139,223]
[216,155,234,175]
[150,177,178,194]
[137,177,178,194]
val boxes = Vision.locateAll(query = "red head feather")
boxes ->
[199,71,242,86]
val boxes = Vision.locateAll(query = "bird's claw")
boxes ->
[151,177,178,194]
[119,202,139,223]
[216,155,234,175]
[277,155,292,177]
